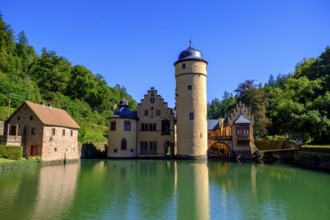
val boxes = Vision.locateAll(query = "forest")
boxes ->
[208,47,330,144]
[1,15,329,145]
[0,15,136,143]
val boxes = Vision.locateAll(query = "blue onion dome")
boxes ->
[111,99,137,119]
[175,41,207,64]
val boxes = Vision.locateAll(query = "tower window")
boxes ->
[110,121,116,131]
[182,63,186,69]
[187,85,192,90]
[124,121,131,131]
[189,112,194,120]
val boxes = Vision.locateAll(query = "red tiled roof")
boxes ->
[25,101,80,129]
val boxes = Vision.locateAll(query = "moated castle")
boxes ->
[108,43,255,160]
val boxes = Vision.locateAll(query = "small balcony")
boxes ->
[0,135,22,146]
[208,134,232,141]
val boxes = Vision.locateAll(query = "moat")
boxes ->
[0,160,329,220]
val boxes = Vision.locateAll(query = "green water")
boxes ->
[0,160,329,220]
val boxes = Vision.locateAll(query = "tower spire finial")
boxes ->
[189,35,192,48]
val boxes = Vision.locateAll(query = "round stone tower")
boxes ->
[174,42,208,159]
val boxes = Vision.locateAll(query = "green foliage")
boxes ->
[235,80,271,136]
[0,145,22,160]
[0,16,137,144]
[208,91,236,119]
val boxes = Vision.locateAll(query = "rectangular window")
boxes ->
[150,141,157,154]
[124,121,131,131]
[156,110,161,116]
[110,121,116,131]
[182,63,186,69]
[189,112,194,120]
[140,141,148,154]
[71,130,73,137]
[162,120,170,135]
[62,129,65,136]
[144,110,149,116]
[31,128,36,135]
[52,128,56,136]
[187,85,192,90]
[141,123,148,131]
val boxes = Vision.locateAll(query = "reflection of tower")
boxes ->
[174,42,208,159]
[176,161,210,219]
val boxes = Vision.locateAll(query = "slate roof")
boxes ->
[208,119,219,130]
[234,114,251,124]
[19,101,80,129]
[110,99,137,119]
[174,42,208,64]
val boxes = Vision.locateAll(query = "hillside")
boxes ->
[0,15,136,143]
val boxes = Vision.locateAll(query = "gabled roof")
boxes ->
[207,119,219,130]
[234,114,251,124]
[9,101,80,129]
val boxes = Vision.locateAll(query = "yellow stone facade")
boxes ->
[107,118,137,158]
[175,60,208,159]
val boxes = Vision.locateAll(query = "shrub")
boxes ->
[0,145,22,160]
[255,139,296,150]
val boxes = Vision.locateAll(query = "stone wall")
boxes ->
[294,151,330,173]
[41,126,79,162]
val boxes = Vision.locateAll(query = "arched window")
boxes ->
[121,138,127,150]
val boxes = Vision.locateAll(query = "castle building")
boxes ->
[1,101,80,163]
[107,88,175,158]
[107,43,255,160]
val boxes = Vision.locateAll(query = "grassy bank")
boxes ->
[0,157,42,171]
[301,145,330,154]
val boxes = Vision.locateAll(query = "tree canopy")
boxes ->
[0,16,136,143]
[208,47,330,144]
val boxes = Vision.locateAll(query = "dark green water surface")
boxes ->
[0,160,329,220]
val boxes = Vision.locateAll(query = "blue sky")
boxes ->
[1,0,329,107]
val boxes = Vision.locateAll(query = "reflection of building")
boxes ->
[107,43,254,159]
[1,101,80,162]
[31,163,79,219]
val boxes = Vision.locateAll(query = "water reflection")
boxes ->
[1,160,330,220]
[176,160,210,220]
[31,163,79,219]
[0,163,79,220]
